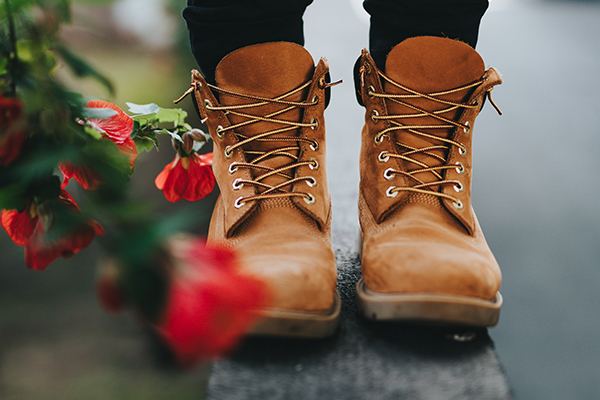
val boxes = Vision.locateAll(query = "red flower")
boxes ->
[0,94,27,166]
[60,100,137,189]
[59,161,104,190]
[86,100,133,145]
[1,190,105,271]
[96,265,127,314]
[155,237,269,366]
[155,153,215,202]
[0,202,37,246]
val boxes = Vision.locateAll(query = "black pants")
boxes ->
[183,0,489,84]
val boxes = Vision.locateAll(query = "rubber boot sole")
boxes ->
[249,290,341,338]
[355,279,502,327]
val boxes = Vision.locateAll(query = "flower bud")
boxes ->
[189,128,208,143]
[181,132,195,156]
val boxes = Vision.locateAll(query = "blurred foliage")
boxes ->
[0,0,211,321]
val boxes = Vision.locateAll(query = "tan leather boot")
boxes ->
[355,36,503,327]
[188,42,340,338]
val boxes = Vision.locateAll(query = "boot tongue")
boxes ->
[383,36,485,185]
[215,42,315,190]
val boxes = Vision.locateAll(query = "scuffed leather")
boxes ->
[358,37,502,300]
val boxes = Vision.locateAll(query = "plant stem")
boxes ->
[4,0,17,96]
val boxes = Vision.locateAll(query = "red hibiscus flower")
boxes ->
[155,237,269,366]
[59,161,104,190]
[0,94,27,166]
[1,190,104,271]
[155,153,215,202]
[86,100,133,145]
[60,100,137,190]
[0,202,37,246]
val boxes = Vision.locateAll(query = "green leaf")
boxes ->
[15,40,36,63]
[156,107,185,125]
[81,139,132,180]
[53,45,114,95]
[0,57,8,75]
[82,107,118,119]
[135,137,157,153]
[156,129,183,143]
[0,184,28,211]
[127,102,160,115]
[84,125,102,140]
[0,0,38,19]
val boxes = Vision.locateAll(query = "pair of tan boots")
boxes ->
[190,36,503,338]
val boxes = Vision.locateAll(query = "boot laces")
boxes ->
[204,81,322,208]
[362,66,501,208]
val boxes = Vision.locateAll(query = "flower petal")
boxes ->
[96,273,126,314]
[155,156,189,203]
[59,161,104,190]
[23,190,104,271]
[1,205,38,246]
[87,100,133,145]
[0,94,23,125]
[0,125,27,166]
[118,136,138,168]
[196,152,213,166]
[24,217,104,271]
[156,241,269,366]
[182,154,215,202]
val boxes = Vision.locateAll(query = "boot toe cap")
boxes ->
[239,244,337,313]
[362,237,501,301]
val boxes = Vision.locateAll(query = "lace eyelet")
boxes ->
[386,186,398,198]
[303,193,316,204]
[374,134,384,145]
[318,77,326,88]
[228,163,238,174]
[308,158,319,170]
[453,181,464,193]
[455,162,465,175]
[234,197,245,209]
[309,140,319,151]
[232,178,243,190]
[368,85,376,98]
[463,121,471,135]
[453,199,464,210]
[458,144,467,157]
[311,117,319,130]
[378,151,389,162]
[383,168,395,180]
[204,99,212,109]
[371,109,379,123]
[306,176,317,187]
[216,125,224,139]
[312,95,319,104]
[224,146,233,159]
